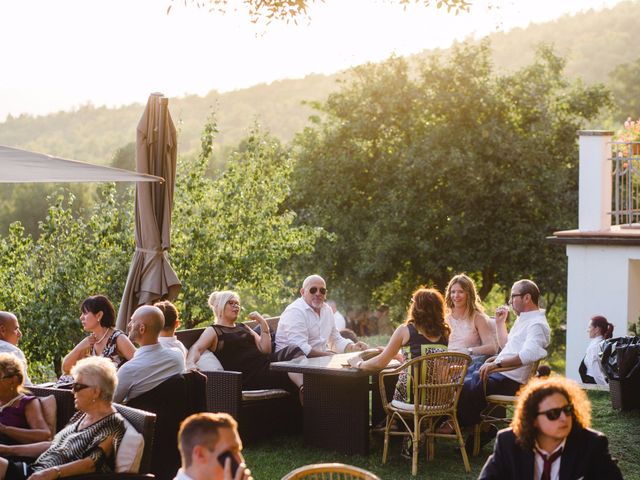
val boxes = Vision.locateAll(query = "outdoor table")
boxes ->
[271,352,391,455]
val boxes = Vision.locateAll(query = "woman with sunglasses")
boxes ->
[186,290,304,392]
[444,274,497,372]
[0,356,126,480]
[0,354,50,445]
[579,315,614,385]
[61,295,136,378]
[479,376,622,480]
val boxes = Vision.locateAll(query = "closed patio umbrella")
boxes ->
[116,93,181,331]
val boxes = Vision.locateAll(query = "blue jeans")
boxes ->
[456,371,521,427]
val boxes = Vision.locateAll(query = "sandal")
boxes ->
[435,420,455,435]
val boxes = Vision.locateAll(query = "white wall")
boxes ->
[565,244,640,382]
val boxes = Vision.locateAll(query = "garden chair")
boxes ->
[281,463,380,480]
[378,351,471,476]
[470,357,541,456]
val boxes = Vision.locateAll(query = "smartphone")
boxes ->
[218,450,239,477]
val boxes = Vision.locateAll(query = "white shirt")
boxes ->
[114,342,185,403]
[533,439,566,480]
[275,297,353,355]
[333,310,346,331]
[0,340,32,385]
[158,335,188,360]
[173,469,194,480]
[496,309,550,384]
[584,335,608,385]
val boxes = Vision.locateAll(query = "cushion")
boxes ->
[115,417,145,473]
[196,350,224,371]
[38,395,57,436]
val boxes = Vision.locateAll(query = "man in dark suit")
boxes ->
[479,376,622,480]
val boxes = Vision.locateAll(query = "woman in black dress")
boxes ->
[186,290,303,391]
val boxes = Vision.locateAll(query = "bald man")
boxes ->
[276,275,368,357]
[113,305,185,403]
[0,312,31,385]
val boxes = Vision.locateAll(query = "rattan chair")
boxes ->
[281,463,380,480]
[470,357,541,456]
[379,352,471,476]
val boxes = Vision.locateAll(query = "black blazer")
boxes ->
[478,426,623,480]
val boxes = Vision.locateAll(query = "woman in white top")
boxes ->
[579,315,614,385]
[444,274,497,373]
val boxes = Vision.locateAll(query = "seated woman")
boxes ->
[0,356,126,480]
[579,315,614,385]
[349,287,449,400]
[61,295,136,378]
[479,376,622,480]
[0,354,50,445]
[444,274,497,371]
[187,290,304,392]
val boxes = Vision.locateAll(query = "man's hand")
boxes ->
[346,341,368,352]
[479,361,498,382]
[224,459,253,480]
[495,305,509,325]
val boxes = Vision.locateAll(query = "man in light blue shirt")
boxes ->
[114,305,185,403]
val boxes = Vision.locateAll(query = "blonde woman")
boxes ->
[444,274,497,370]
[0,354,50,445]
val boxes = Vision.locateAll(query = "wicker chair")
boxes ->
[470,357,541,456]
[379,352,471,476]
[281,463,380,480]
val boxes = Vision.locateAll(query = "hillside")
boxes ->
[1,0,639,164]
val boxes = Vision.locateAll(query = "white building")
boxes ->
[548,131,640,383]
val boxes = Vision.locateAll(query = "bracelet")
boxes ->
[356,360,363,369]
[53,466,61,479]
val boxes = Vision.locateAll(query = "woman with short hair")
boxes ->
[479,376,622,480]
[0,356,126,479]
[0,354,50,445]
[61,295,136,376]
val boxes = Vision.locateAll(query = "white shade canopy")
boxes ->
[0,145,163,183]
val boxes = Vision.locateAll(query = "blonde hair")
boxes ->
[208,291,240,322]
[0,353,26,392]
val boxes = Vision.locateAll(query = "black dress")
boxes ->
[211,324,301,390]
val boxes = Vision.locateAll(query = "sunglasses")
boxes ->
[308,287,327,295]
[71,382,93,393]
[538,403,573,421]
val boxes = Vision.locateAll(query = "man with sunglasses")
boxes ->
[276,275,368,357]
[479,376,622,480]
[0,312,31,385]
[455,279,551,450]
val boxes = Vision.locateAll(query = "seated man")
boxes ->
[455,279,551,445]
[0,311,31,385]
[174,412,251,480]
[155,300,188,360]
[275,275,368,357]
[114,305,185,403]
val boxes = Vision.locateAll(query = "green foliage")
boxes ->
[290,41,610,311]
[609,56,640,121]
[171,116,326,326]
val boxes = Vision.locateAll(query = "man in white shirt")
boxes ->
[114,305,185,403]
[0,311,31,385]
[155,300,188,360]
[456,279,551,439]
[275,275,368,357]
[174,412,251,480]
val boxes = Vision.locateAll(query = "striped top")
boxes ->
[32,411,125,473]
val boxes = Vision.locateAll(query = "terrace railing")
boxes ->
[610,141,640,228]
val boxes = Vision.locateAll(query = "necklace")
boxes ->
[93,327,111,344]
[0,393,24,412]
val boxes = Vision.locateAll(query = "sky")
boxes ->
[0,0,625,122]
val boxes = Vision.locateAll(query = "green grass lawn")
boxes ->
[244,390,639,479]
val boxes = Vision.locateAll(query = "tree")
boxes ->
[289,41,610,310]
[170,0,471,23]
[609,57,640,122]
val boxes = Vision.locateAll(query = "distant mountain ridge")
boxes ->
[1,0,638,164]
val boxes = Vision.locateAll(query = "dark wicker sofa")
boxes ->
[176,316,301,440]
